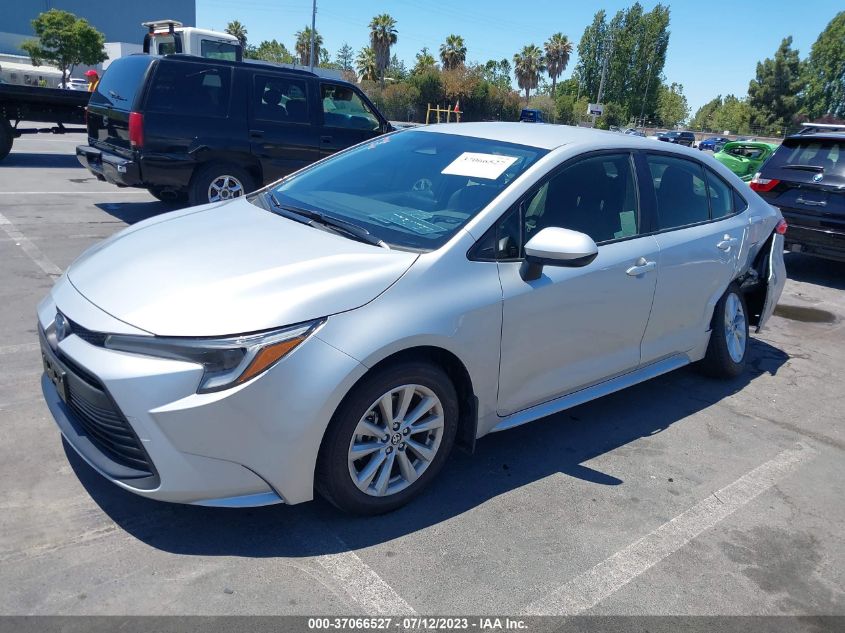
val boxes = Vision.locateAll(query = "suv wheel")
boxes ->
[0,119,13,161]
[317,362,458,515]
[189,163,257,206]
[699,283,748,378]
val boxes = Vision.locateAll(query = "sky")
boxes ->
[197,0,841,117]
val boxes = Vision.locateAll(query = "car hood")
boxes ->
[67,198,418,336]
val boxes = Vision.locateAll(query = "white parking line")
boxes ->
[0,212,63,278]
[522,442,816,616]
[310,527,417,615]
[0,342,40,355]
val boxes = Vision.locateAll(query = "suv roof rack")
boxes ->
[797,122,845,134]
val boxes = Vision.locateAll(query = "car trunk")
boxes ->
[86,56,156,160]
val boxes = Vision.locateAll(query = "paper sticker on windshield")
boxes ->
[441,153,519,180]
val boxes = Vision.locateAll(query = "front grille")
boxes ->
[67,318,107,347]
[62,366,155,476]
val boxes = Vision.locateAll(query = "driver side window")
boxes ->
[523,153,639,245]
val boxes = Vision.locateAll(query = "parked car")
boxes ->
[41,123,785,514]
[76,54,391,205]
[657,130,695,146]
[698,136,731,152]
[751,127,844,261]
[519,108,545,123]
[714,141,778,181]
[64,78,89,91]
[624,128,645,137]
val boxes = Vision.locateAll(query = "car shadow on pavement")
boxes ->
[3,152,82,168]
[95,201,182,224]
[68,337,789,558]
[784,253,845,291]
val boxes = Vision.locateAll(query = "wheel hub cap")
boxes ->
[725,293,747,363]
[208,175,244,203]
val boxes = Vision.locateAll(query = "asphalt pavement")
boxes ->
[0,133,843,617]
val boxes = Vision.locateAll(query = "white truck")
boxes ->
[141,20,243,62]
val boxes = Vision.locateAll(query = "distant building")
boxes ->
[1,0,197,74]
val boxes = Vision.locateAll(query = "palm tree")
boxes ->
[544,33,573,97]
[413,47,437,75]
[513,44,545,100]
[295,26,323,66]
[225,20,248,48]
[356,47,378,82]
[369,13,398,83]
[439,35,466,70]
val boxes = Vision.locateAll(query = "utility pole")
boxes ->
[309,0,317,72]
[592,33,612,127]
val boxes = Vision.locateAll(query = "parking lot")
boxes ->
[1,133,844,618]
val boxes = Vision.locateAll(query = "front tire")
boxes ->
[188,163,257,206]
[699,283,749,378]
[317,362,458,515]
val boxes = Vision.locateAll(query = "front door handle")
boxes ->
[626,257,657,276]
[717,235,738,251]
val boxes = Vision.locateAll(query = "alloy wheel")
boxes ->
[347,384,445,497]
[207,175,245,203]
[724,292,747,363]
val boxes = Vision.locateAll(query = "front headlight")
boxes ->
[103,320,324,393]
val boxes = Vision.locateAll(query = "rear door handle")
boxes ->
[626,257,657,276]
[249,129,264,139]
[717,235,738,251]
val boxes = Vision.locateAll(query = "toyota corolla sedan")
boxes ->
[38,123,786,515]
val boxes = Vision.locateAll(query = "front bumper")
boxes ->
[38,278,367,506]
[76,145,142,187]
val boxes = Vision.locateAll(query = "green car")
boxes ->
[713,141,778,181]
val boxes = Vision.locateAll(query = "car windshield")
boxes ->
[261,130,547,250]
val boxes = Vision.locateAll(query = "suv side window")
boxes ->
[254,75,310,124]
[321,84,380,131]
[645,154,710,229]
[146,62,231,117]
[525,153,639,245]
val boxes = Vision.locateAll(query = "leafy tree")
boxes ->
[656,82,689,128]
[408,69,444,112]
[335,43,354,71]
[369,13,398,83]
[513,44,545,100]
[386,54,408,81]
[247,39,293,64]
[483,59,512,91]
[440,35,466,70]
[413,47,438,75]
[356,47,378,81]
[382,82,420,121]
[802,11,845,119]
[21,9,106,88]
[690,96,722,130]
[294,26,323,66]
[712,95,751,134]
[544,33,573,97]
[225,20,248,48]
[747,36,803,134]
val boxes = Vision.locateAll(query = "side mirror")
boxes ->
[521,227,599,281]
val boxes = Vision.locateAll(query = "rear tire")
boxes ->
[188,163,257,207]
[0,119,13,162]
[317,361,458,515]
[699,283,749,379]
[146,186,187,204]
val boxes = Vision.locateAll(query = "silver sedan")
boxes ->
[38,123,786,514]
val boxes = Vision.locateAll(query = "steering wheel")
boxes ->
[412,178,432,192]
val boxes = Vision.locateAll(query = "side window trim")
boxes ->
[319,82,382,130]
[251,72,312,126]
[703,166,748,220]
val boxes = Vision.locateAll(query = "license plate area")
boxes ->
[41,341,68,403]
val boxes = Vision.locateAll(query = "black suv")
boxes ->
[77,55,390,205]
[751,126,844,262]
[657,130,695,147]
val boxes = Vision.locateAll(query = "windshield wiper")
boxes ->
[267,193,388,249]
[783,164,824,172]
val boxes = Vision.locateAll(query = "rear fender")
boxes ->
[743,232,786,331]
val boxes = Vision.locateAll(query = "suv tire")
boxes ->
[0,119,13,161]
[188,163,257,206]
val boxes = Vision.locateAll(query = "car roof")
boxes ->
[411,121,679,152]
[786,131,845,142]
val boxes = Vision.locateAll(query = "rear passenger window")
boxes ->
[705,169,734,218]
[145,62,231,117]
[733,189,748,213]
[524,153,639,244]
[646,155,710,229]
[254,75,310,124]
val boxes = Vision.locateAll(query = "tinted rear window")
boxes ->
[89,55,154,110]
[144,61,231,118]
[766,138,844,176]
